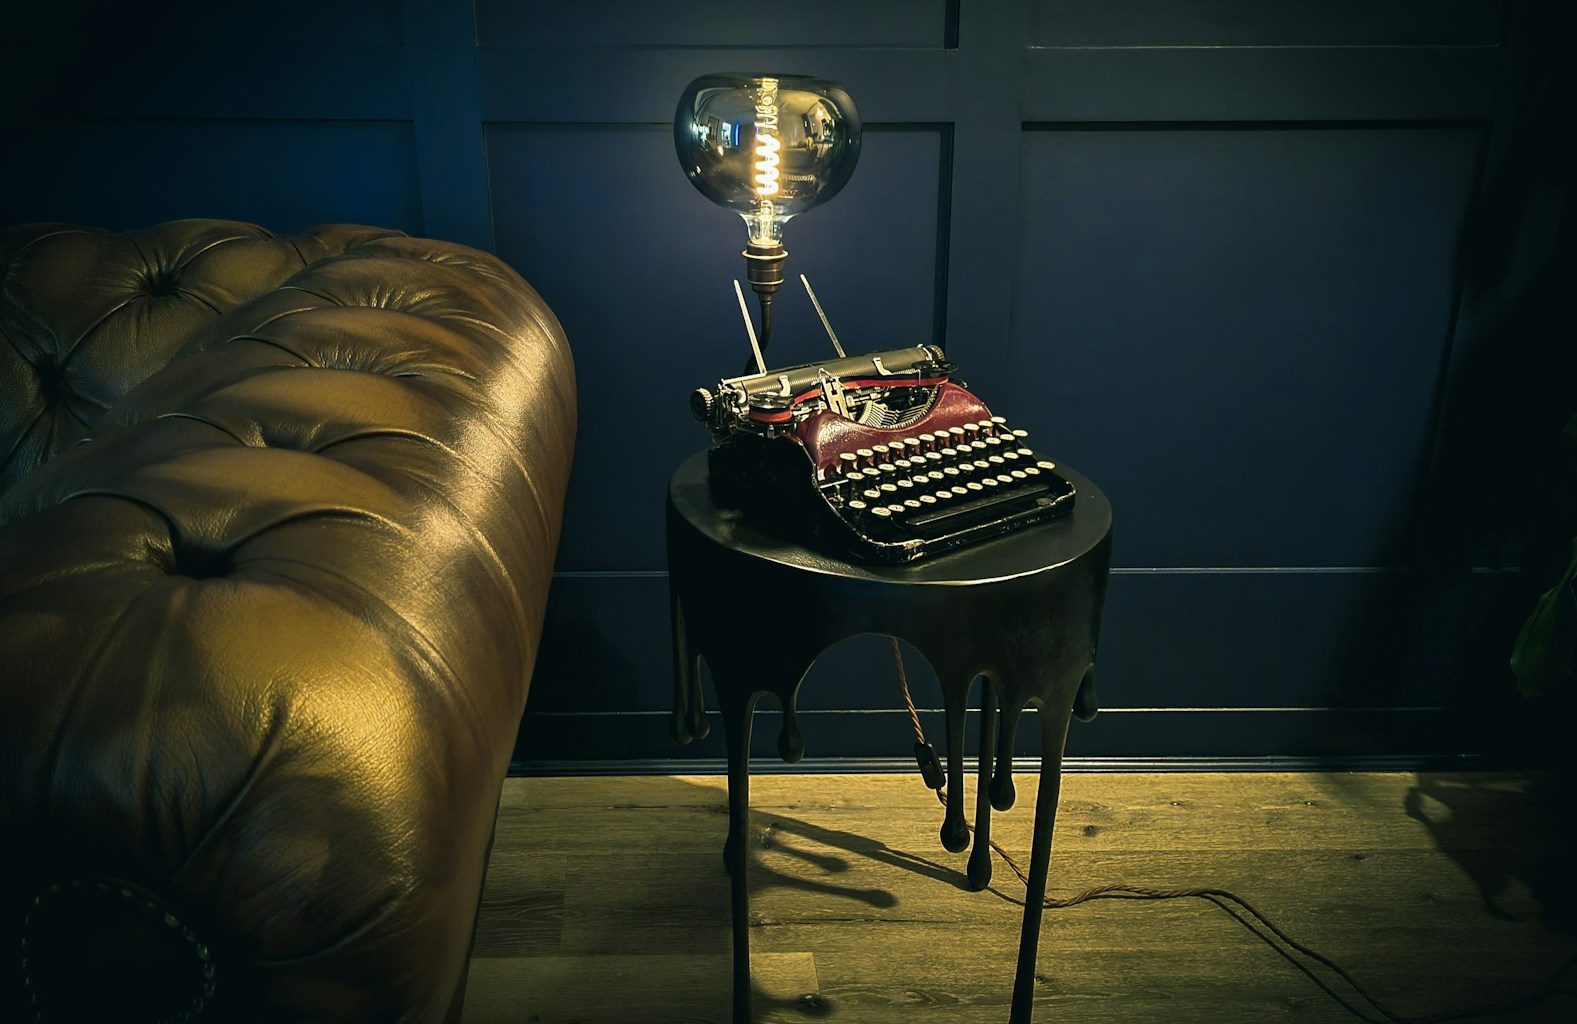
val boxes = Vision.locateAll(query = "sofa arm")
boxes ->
[0,229,575,1022]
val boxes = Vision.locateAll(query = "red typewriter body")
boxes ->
[690,345,1075,563]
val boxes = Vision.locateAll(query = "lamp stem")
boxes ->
[757,292,774,352]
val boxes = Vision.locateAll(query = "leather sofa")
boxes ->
[0,220,576,1022]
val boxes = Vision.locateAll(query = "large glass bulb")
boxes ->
[675,73,861,249]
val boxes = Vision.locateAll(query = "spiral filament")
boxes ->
[752,78,781,196]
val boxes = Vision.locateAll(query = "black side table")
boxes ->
[666,452,1112,1024]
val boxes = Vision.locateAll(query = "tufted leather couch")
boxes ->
[0,220,576,1022]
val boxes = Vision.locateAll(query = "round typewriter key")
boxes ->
[1011,469,1028,480]
[985,436,1003,447]
[904,499,921,510]
[918,433,936,447]
[1017,447,1034,457]
[997,474,1014,485]
[856,447,875,461]
[873,443,890,457]
[926,471,944,482]
[848,500,867,511]
[989,455,1005,465]
[942,467,960,477]
[1002,450,1019,460]
[1024,466,1041,476]
[973,459,990,470]
[878,464,897,474]
[887,503,906,514]
[863,488,882,500]
[839,451,859,463]
[924,451,943,463]
[990,416,1007,425]
[935,490,953,501]
[870,506,892,518]
[862,467,882,479]
[948,427,966,441]
[880,483,897,494]
[941,447,958,458]
[897,478,913,489]
[919,493,937,504]
[1012,429,1029,439]
[952,486,969,496]
[902,437,922,451]
[981,478,998,488]
[894,458,912,470]
[1037,460,1057,470]
[963,423,981,435]
[845,473,863,485]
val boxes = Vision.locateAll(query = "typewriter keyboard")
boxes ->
[817,417,1073,548]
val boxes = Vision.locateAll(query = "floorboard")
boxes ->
[465,772,1577,1023]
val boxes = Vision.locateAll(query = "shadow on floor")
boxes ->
[1402,771,1577,936]
[746,778,970,1018]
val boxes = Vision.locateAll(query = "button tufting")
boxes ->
[32,357,65,403]
[169,544,233,581]
[144,269,180,297]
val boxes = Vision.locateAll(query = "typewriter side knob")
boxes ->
[690,387,716,423]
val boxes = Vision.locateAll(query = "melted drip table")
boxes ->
[666,452,1112,1023]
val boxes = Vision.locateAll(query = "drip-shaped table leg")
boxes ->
[722,691,760,1024]
[939,682,970,853]
[1008,701,1075,1024]
[967,680,999,890]
[991,701,1022,811]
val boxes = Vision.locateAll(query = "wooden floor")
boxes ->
[463,772,1577,1023]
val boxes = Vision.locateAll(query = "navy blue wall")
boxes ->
[3,1,1565,767]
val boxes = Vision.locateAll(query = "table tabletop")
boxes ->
[667,450,1113,586]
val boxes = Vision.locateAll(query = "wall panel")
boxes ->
[1009,126,1482,568]
[1029,0,1503,47]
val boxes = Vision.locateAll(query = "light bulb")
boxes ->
[675,72,861,356]
[675,73,861,249]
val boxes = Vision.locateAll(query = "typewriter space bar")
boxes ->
[904,483,1052,532]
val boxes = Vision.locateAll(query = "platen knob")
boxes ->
[690,388,716,422]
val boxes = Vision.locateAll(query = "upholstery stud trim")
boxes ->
[20,878,215,1023]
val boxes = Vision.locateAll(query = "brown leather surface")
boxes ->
[796,381,992,472]
[0,220,576,1021]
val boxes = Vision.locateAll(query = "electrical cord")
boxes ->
[887,639,1577,1023]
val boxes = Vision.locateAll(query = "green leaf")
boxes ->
[1512,538,1577,697]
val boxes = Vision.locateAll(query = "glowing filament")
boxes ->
[754,134,781,195]
[753,78,781,196]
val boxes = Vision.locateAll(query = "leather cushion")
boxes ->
[0,221,576,1021]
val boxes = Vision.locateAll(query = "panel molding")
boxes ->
[405,0,494,249]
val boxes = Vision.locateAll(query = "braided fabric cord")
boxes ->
[887,643,1576,1024]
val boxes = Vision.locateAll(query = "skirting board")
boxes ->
[508,753,1491,777]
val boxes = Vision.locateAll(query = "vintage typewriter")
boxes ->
[689,278,1075,563]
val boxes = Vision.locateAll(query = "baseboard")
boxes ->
[507,752,1493,777]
